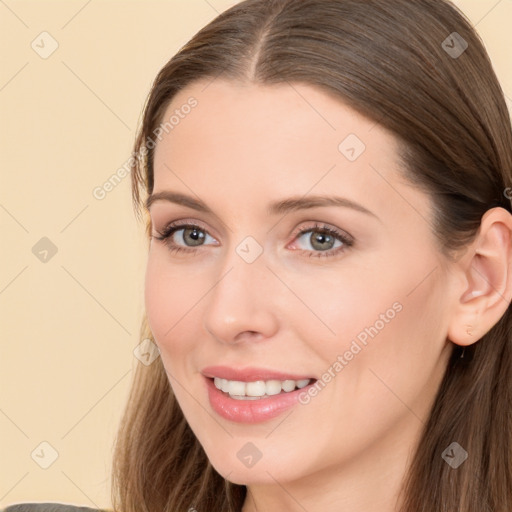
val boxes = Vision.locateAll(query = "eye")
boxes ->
[289,222,353,258]
[152,220,353,258]
[152,220,218,255]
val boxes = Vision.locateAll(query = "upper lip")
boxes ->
[201,365,316,382]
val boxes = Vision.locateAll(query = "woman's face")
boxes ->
[145,79,456,486]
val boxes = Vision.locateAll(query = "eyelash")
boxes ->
[152,220,354,258]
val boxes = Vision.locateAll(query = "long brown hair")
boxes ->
[111,1,512,510]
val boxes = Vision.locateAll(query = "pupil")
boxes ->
[312,232,333,251]
[185,228,205,246]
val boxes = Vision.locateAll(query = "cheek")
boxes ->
[284,263,399,360]
[306,258,448,396]
[144,250,203,352]
[330,272,450,426]
[144,255,171,340]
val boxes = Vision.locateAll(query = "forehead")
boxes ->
[155,79,393,161]
[151,79,424,224]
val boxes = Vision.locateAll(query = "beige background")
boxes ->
[1,0,511,509]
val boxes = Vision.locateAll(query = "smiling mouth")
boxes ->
[209,376,316,400]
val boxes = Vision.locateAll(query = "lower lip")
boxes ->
[204,377,315,423]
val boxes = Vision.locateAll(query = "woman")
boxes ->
[106,0,512,510]
[5,0,510,511]
[112,0,512,511]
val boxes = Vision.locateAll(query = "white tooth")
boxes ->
[282,380,296,392]
[220,379,230,393]
[266,380,282,396]
[228,380,246,396]
[246,380,267,396]
[215,376,312,396]
[230,394,261,400]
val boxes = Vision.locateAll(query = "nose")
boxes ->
[202,248,280,345]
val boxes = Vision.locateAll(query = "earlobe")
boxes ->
[447,207,512,347]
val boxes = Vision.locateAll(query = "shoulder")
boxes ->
[1,504,107,512]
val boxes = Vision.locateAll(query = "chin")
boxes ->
[206,450,305,485]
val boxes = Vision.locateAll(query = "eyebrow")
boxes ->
[145,191,379,219]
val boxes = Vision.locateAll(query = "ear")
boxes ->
[447,207,512,346]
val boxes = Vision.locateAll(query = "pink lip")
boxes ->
[201,365,315,382]
[203,376,316,423]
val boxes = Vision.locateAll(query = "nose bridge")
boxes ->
[202,237,279,343]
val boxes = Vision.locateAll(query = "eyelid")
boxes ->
[154,218,217,240]
[289,221,353,244]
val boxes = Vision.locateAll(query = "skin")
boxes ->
[144,79,512,512]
